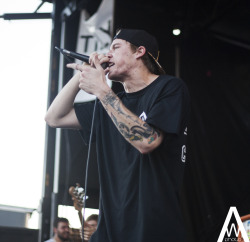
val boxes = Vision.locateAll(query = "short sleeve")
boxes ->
[74,101,96,144]
[146,78,190,135]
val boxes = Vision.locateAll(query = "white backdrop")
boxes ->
[74,0,114,103]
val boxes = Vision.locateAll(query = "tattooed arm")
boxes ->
[64,54,164,153]
[99,89,164,154]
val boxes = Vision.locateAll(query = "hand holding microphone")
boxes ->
[55,46,109,69]
[55,46,111,97]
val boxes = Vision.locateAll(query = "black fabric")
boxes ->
[74,100,97,145]
[74,75,190,242]
[180,33,250,242]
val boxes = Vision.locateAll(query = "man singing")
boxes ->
[45,29,190,242]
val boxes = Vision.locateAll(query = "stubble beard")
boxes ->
[57,232,70,241]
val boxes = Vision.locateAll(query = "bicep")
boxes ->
[49,109,82,129]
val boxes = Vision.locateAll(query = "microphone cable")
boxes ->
[81,98,97,242]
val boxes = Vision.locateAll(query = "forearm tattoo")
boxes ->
[103,91,160,144]
[102,91,140,124]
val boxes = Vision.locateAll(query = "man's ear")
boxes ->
[135,46,146,59]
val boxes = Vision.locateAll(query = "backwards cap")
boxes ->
[113,29,165,74]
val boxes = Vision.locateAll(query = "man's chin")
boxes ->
[107,73,122,83]
[107,72,115,81]
[58,234,70,241]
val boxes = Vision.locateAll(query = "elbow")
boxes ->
[44,113,58,128]
[137,137,163,154]
[139,148,150,155]
[138,144,155,155]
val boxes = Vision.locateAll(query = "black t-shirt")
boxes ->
[74,75,190,242]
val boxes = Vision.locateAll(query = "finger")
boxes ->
[84,235,90,240]
[98,53,106,60]
[89,52,98,66]
[66,63,82,71]
[104,67,110,75]
[93,54,103,71]
[83,226,91,232]
[99,56,110,68]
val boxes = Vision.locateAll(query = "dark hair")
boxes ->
[53,217,69,228]
[129,43,165,75]
[86,214,99,222]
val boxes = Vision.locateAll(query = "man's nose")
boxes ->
[106,51,112,58]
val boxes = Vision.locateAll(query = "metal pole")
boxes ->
[50,18,66,237]
[39,1,64,241]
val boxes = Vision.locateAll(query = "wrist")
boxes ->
[96,84,111,100]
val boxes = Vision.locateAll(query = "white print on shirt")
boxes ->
[184,127,187,135]
[139,111,147,121]
[181,145,186,162]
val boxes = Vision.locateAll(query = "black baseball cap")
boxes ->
[113,29,165,74]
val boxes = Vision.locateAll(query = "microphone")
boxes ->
[55,46,108,69]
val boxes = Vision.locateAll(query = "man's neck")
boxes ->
[123,71,159,93]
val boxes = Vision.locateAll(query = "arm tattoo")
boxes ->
[103,91,160,144]
[103,90,140,124]
[111,113,161,144]
[102,90,123,114]
[131,123,161,144]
